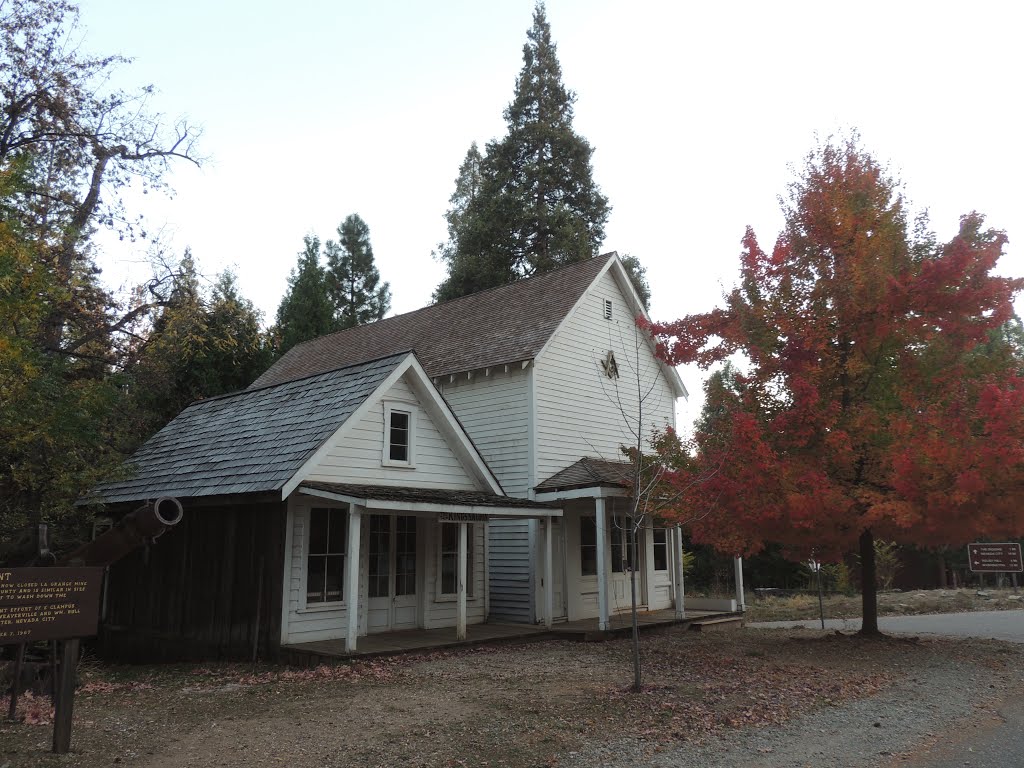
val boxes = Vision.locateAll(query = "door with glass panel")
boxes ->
[610,512,646,611]
[366,515,418,633]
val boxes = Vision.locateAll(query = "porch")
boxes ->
[280,608,741,662]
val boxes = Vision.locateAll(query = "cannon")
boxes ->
[59,497,184,567]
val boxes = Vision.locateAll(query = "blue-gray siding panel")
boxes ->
[487,519,535,622]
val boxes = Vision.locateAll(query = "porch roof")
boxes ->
[298,481,562,517]
[534,457,632,493]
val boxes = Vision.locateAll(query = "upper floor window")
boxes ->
[383,403,416,467]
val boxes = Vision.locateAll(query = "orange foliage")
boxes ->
[646,137,1024,562]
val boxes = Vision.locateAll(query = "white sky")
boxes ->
[80,0,1023,430]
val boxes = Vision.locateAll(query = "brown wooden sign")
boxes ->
[967,543,1023,573]
[438,511,488,522]
[0,567,104,644]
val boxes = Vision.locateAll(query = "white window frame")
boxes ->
[435,521,477,601]
[301,506,348,610]
[382,401,417,468]
[579,513,597,577]
[652,527,669,572]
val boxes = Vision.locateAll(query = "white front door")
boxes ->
[367,515,418,633]
[609,515,646,613]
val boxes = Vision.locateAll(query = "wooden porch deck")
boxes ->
[550,608,731,639]
[281,609,741,663]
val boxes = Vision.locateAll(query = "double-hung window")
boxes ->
[306,507,346,604]
[439,522,474,597]
[383,403,415,467]
[580,515,597,576]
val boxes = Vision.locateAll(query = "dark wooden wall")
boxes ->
[97,500,287,663]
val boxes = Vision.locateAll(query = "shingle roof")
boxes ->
[87,354,408,505]
[299,482,559,511]
[250,253,616,388]
[535,457,633,492]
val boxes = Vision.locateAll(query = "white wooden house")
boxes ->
[252,252,693,633]
[90,352,558,657]
[90,253,705,661]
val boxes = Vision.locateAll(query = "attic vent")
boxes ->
[603,298,613,320]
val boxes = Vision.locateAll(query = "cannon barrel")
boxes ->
[60,497,184,567]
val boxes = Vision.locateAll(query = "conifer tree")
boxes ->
[326,214,391,329]
[274,235,336,354]
[127,254,272,436]
[619,254,651,311]
[435,2,610,301]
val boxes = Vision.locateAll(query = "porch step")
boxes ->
[688,615,745,632]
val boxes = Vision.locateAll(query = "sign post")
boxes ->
[967,543,1023,574]
[0,567,104,753]
[808,559,825,630]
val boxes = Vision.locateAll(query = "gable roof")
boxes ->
[251,253,616,388]
[88,354,409,505]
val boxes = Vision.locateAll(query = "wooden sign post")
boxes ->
[0,567,104,754]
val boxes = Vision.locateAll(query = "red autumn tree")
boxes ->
[646,137,1024,634]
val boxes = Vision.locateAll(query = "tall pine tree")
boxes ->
[274,235,336,354]
[325,214,391,329]
[435,2,610,302]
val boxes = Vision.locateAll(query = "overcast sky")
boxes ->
[80,0,1023,429]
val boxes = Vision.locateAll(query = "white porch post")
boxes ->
[734,555,745,612]
[543,517,554,629]
[345,505,363,653]
[595,497,610,631]
[674,525,685,619]
[457,521,468,640]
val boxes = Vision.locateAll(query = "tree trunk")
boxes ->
[859,528,881,635]
[630,533,641,692]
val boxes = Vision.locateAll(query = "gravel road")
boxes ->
[568,633,1023,768]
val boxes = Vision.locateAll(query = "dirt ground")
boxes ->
[744,586,1024,622]
[2,624,1022,768]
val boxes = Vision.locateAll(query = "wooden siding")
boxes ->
[534,269,678,484]
[438,366,531,496]
[487,519,535,622]
[99,501,286,662]
[305,373,479,491]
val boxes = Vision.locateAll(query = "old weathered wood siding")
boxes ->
[304,373,478,490]
[485,519,535,622]
[99,500,286,662]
